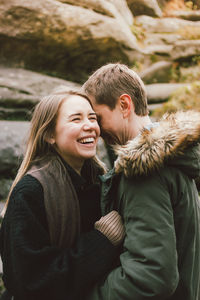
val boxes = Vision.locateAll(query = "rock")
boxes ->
[0,87,39,109]
[0,66,81,112]
[0,66,80,96]
[140,61,173,83]
[171,40,200,60]
[127,0,162,17]
[0,0,140,83]
[179,64,200,82]
[0,179,13,201]
[157,0,170,9]
[0,107,31,120]
[146,82,190,103]
[148,102,164,114]
[59,0,134,26]
[136,15,200,33]
[143,44,173,56]
[143,33,182,46]
[169,10,200,21]
[0,121,29,176]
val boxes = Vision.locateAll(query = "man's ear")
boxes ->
[119,94,133,118]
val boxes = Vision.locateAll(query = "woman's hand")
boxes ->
[95,210,125,246]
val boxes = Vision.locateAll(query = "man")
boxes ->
[82,63,200,300]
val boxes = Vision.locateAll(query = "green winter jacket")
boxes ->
[88,111,200,300]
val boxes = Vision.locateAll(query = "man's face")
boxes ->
[89,99,124,145]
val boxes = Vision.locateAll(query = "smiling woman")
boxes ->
[50,94,100,174]
[0,91,125,300]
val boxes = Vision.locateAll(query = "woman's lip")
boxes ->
[77,135,96,141]
[78,141,96,148]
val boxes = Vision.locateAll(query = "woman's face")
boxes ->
[52,95,100,172]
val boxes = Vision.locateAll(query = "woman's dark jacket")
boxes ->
[88,111,200,300]
[0,161,117,300]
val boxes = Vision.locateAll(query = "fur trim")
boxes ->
[114,110,200,177]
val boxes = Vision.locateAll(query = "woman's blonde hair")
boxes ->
[2,90,106,215]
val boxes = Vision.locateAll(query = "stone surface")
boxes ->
[171,40,200,60]
[59,0,134,26]
[136,15,200,33]
[157,0,170,8]
[0,0,139,83]
[0,120,29,176]
[146,82,190,103]
[143,33,182,46]
[0,66,81,115]
[0,179,13,201]
[127,0,162,17]
[169,10,200,21]
[140,61,173,83]
[143,44,173,56]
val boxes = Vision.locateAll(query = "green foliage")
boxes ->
[169,63,181,82]
[130,24,146,41]
[168,59,200,83]
[152,81,200,117]
[192,55,200,64]
[185,1,198,10]
[150,55,159,64]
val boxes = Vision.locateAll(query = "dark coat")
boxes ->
[88,111,200,300]
[0,167,117,300]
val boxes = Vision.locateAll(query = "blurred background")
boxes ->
[0,0,200,205]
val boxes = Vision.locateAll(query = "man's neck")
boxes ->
[130,115,152,139]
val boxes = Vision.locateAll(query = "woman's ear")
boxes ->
[45,136,55,145]
[119,94,133,118]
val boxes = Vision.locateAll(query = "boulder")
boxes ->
[179,64,200,82]
[136,15,200,33]
[127,0,162,17]
[169,10,200,21]
[0,179,13,201]
[140,61,173,83]
[146,82,190,103]
[157,0,170,9]
[59,0,134,26]
[171,40,200,60]
[0,67,80,114]
[143,44,173,56]
[143,33,182,46]
[0,0,140,83]
[0,121,29,176]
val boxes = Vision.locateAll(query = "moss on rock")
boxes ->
[152,81,200,117]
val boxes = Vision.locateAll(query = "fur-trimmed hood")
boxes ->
[114,110,200,178]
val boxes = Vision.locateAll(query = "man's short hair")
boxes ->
[82,63,148,116]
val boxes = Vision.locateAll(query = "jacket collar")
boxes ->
[114,110,200,177]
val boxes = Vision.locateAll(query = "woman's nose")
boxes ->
[83,119,95,130]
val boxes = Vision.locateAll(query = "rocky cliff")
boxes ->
[0,0,200,200]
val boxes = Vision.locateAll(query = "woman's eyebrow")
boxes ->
[68,113,81,118]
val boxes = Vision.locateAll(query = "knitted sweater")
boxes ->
[0,174,118,300]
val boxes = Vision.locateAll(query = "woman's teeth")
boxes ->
[79,137,95,144]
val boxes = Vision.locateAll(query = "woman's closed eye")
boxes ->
[89,116,97,121]
[72,117,81,122]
